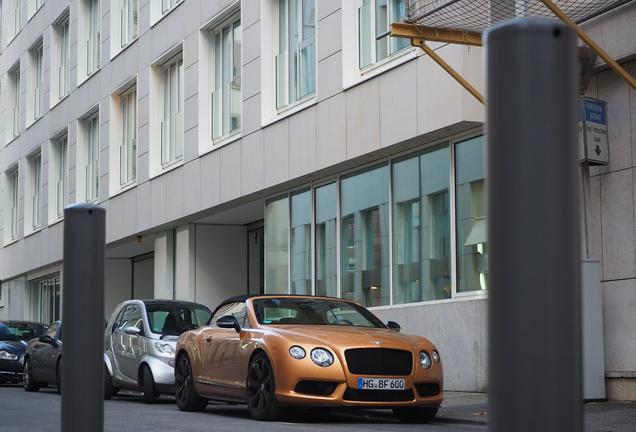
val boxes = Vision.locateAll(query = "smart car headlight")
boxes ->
[154,342,175,355]
[419,350,432,369]
[310,348,334,367]
[432,350,440,363]
[0,350,18,361]
[289,346,306,359]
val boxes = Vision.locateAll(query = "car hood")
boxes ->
[265,325,430,349]
[0,340,28,355]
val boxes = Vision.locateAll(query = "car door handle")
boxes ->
[206,336,213,343]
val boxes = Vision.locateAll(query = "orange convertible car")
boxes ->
[174,295,443,422]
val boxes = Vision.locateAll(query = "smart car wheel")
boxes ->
[141,365,159,404]
[247,352,281,421]
[56,360,62,394]
[104,367,116,400]
[175,354,207,412]
[23,358,42,392]
[392,406,439,423]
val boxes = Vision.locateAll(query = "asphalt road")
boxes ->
[0,383,485,432]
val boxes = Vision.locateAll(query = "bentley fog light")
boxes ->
[154,342,175,355]
[0,350,18,361]
[432,350,440,363]
[419,351,432,369]
[310,348,334,367]
[289,346,306,359]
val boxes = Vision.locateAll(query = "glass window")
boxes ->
[161,0,181,14]
[120,87,137,186]
[0,321,46,342]
[7,168,19,240]
[31,152,42,229]
[120,0,138,47]
[455,135,488,292]
[291,189,311,295]
[211,17,241,140]
[265,196,289,293]
[276,0,315,109]
[33,44,43,120]
[11,66,21,137]
[161,56,184,167]
[145,303,212,335]
[119,303,143,331]
[392,146,451,304]
[315,183,337,297]
[58,18,70,99]
[86,114,100,201]
[87,0,101,75]
[210,302,248,328]
[340,165,390,307]
[55,136,68,217]
[358,0,408,69]
[28,274,61,323]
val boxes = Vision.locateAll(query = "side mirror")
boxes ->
[123,326,141,336]
[387,321,401,332]
[39,335,56,345]
[217,315,241,333]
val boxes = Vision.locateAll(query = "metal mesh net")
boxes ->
[406,0,632,32]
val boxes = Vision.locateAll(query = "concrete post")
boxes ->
[61,203,105,432]
[486,18,582,432]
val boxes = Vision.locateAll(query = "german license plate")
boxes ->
[357,377,405,390]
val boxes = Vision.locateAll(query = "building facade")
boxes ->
[0,0,634,399]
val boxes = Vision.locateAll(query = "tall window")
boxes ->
[161,56,184,166]
[276,0,315,109]
[10,65,21,138]
[30,42,44,121]
[211,16,241,141]
[85,114,100,201]
[29,274,61,323]
[340,165,390,307]
[86,0,101,75]
[315,183,337,297]
[120,0,138,47]
[13,0,22,36]
[291,190,311,294]
[358,0,409,69]
[28,0,45,20]
[455,136,487,292]
[265,196,290,293]
[29,152,42,230]
[161,0,181,14]
[56,17,70,99]
[392,146,451,304]
[54,136,68,218]
[7,167,19,241]
[120,87,137,185]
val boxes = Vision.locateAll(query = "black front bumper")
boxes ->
[0,358,24,380]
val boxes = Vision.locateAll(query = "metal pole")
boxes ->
[62,203,105,432]
[486,18,582,432]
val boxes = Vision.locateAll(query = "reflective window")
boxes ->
[392,146,451,303]
[291,190,311,294]
[119,304,143,331]
[455,135,488,292]
[265,196,290,293]
[211,16,241,140]
[315,183,337,297]
[358,0,409,69]
[211,302,248,328]
[340,165,390,307]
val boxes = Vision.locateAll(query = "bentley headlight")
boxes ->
[432,350,440,363]
[154,342,175,355]
[289,346,306,359]
[419,350,432,369]
[310,348,334,367]
[0,350,18,361]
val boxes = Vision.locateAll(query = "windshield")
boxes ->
[252,298,386,328]
[145,304,212,336]
[0,322,47,342]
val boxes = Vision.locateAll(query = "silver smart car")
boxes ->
[104,299,212,403]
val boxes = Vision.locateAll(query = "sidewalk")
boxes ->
[439,392,636,431]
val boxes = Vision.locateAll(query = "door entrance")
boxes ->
[247,222,264,295]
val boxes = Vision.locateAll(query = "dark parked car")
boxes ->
[0,320,47,383]
[23,321,63,392]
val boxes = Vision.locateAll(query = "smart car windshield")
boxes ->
[145,303,212,336]
[0,321,47,342]
[252,298,386,328]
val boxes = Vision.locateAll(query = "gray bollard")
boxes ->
[62,203,106,432]
[486,18,582,432]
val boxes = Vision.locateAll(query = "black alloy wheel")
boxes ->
[23,358,42,392]
[175,354,207,412]
[246,352,281,421]
[141,365,159,404]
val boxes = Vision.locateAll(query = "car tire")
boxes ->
[141,365,158,404]
[246,352,282,421]
[175,354,207,412]
[392,406,439,423]
[56,360,62,394]
[23,358,42,392]
[104,367,116,400]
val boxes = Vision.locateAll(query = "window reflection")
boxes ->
[291,190,311,294]
[265,196,289,293]
[315,183,337,297]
